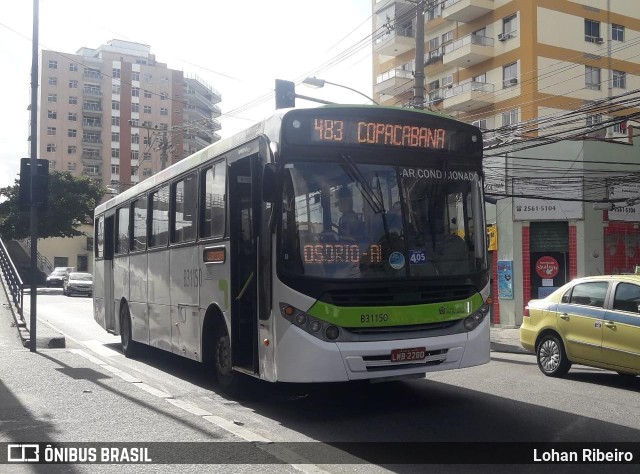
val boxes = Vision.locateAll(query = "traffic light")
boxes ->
[275,79,296,109]
[19,158,49,211]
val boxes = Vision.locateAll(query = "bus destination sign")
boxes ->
[311,118,447,150]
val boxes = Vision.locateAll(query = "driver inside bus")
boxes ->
[336,187,361,238]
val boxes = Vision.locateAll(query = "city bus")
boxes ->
[93,105,491,391]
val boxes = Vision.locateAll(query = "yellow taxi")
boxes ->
[520,274,640,377]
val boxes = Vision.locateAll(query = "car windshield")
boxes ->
[51,270,66,276]
[279,160,486,280]
[69,273,92,281]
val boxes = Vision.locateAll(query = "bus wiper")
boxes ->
[340,154,385,214]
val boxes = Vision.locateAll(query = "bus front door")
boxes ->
[229,155,259,373]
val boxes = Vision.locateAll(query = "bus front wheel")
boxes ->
[120,304,138,358]
[213,327,239,393]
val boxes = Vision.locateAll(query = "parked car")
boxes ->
[520,274,640,378]
[63,272,93,297]
[45,267,75,288]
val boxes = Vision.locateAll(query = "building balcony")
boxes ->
[82,88,103,97]
[374,27,415,58]
[375,68,413,96]
[443,81,494,111]
[82,103,103,115]
[82,157,102,166]
[83,71,103,82]
[443,34,494,68]
[442,0,493,23]
[82,120,102,129]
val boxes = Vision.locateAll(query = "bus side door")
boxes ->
[228,154,260,372]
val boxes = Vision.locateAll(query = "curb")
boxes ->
[490,342,531,354]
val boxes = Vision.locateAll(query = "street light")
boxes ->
[302,77,379,105]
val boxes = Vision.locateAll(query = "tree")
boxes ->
[0,171,105,240]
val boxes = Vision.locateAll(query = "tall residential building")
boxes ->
[39,39,221,193]
[372,0,639,140]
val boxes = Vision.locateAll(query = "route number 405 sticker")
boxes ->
[409,250,427,264]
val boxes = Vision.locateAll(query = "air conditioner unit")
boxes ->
[595,37,604,44]
[498,33,507,42]
[504,78,518,87]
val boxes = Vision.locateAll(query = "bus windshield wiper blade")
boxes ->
[340,154,385,214]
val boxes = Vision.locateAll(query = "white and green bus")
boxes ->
[93,105,491,391]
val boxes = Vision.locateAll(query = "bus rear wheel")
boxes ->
[120,304,138,358]
[213,326,239,393]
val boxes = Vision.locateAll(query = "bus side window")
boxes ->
[200,161,226,239]
[115,206,130,254]
[172,173,198,243]
[150,185,169,247]
[132,196,147,251]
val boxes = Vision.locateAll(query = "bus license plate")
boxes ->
[390,347,426,362]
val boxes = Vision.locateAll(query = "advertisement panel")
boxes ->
[608,183,640,222]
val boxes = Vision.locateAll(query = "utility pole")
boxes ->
[159,129,168,170]
[414,0,425,109]
[28,0,39,352]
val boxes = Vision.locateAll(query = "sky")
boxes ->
[0,0,374,189]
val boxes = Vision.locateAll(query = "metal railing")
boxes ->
[0,237,24,322]
[443,81,495,99]
[19,238,53,274]
[443,33,494,55]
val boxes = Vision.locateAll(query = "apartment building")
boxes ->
[39,39,221,193]
[372,0,639,139]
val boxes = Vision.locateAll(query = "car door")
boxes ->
[556,281,608,363]
[602,281,640,372]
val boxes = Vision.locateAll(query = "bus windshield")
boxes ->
[279,159,486,279]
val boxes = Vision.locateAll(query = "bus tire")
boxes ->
[213,325,239,393]
[120,303,138,358]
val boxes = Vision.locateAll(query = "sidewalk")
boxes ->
[489,326,530,355]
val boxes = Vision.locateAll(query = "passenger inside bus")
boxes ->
[336,187,361,238]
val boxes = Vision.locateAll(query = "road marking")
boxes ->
[166,398,213,416]
[81,340,121,358]
[133,382,172,398]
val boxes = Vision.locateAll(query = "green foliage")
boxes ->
[0,171,105,240]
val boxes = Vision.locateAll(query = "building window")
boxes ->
[48,77,58,86]
[113,68,121,79]
[112,148,120,158]
[69,63,78,72]
[111,116,120,126]
[131,134,139,145]
[160,108,168,116]
[143,90,152,99]
[46,143,56,152]
[612,70,626,89]
[502,14,517,38]
[67,112,77,121]
[143,136,151,145]
[67,162,76,171]
[49,160,56,170]
[143,152,151,161]
[143,74,152,83]
[584,19,601,42]
[472,119,488,130]
[612,24,624,42]
[612,121,627,134]
[441,30,453,45]
[112,164,120,174]
[112,100,120,111]
[68,129,77,138]
[47,127,56,136]
[131,150,139,161]
[131,87,140,97]
[48,60,58,69]
[143,168,152,177]
[586,114,602,126]
[160,92,168,100]
[112,132,120,142]
[585,66,601,90]
[69,79,78,89]
[47,94,57,103]
[112,83,121,95]
[502,109,518,127]
[131,166,139,176]
[143,105,152,114]
[132,71,140,82]
[503,62,518,87]
[68,145,77,154]
[69,96,78,105]
[131,102,139,113]
[47,110,57,119]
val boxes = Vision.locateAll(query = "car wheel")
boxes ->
[213,325,241,394]
[536,334,571,377]
[120,304,138,358]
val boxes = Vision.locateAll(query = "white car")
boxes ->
[63,272,93,297]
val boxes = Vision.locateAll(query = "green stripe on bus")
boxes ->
[307,293,484,327]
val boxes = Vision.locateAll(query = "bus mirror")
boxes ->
[262,163,278,203]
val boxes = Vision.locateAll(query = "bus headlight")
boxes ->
[463,303,490,332]
[294,313,307,326]
[325,325,340,340]
[279,303,343,342]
